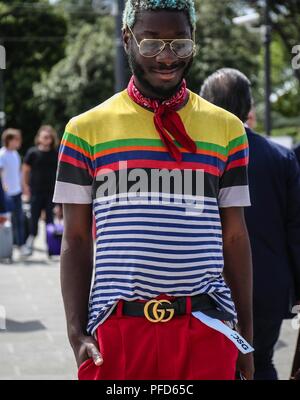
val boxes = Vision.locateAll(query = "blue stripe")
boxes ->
[94,266,222,278]
[95,254,223,263]
[227,148,249,163]
[95,212,220,224]
[96,220,222,231]
[91,282,226,297]
[94,201,219,210]
[209,292,234,310]
[99,229,223,238]
[96,246,222,255]
[91,283,227,302]
[96,238,222,246]
[94,149,226,170]
[91,274,221,292]
[60,143,94,170]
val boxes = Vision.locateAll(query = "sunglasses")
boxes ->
[127,26,196,59]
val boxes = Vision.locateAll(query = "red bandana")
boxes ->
[127,76,197,162]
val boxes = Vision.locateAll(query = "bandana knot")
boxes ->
[127,76,197,162]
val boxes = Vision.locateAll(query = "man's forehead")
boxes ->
[134,10,191,35]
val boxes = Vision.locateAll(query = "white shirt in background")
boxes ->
[0,147,22,196]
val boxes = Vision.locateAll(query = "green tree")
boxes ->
[189,0,261,94]
[249,0,300,139]
[0,0,67,150]
[34,15,115,135]
[35,0,261,134]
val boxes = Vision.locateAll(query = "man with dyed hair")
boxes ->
[54,0,254,380]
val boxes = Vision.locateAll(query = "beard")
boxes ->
[128,49,193,99]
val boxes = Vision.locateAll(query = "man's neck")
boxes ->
[132,76,189,111]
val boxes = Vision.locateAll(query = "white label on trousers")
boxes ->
[192,311,254,354]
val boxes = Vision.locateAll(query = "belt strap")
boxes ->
[112,294,234,321]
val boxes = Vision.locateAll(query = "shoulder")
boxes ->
[293,143,300,163]
[248,129,296,164]
[188,91,246,147]
[25,147,38,158]
[24,146,38,163]
[65,91,128,143]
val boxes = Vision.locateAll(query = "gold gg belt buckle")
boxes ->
[144,299,175,323]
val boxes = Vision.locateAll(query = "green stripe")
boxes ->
[63,134,229,157]
[63,132,92,155]
[93,138,227,156]
[228,134,247,151]
[175,140,227,156]
[93,138,162,153]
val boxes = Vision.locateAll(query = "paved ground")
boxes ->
[0,224,298,380]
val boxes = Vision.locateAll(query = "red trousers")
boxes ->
[78,295,238,380]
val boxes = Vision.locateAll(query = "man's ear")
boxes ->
[122,27,130,54]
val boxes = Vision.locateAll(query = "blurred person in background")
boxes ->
[200,68,300,380]
[22,125,59,256]
[294,143,300,166]
[0,174,7,224]
[0,128,26,255]
[246,108,257,131]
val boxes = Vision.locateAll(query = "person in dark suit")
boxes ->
[200,68,300,380]
[294,143,300,166]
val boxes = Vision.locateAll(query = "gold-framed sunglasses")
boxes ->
[127,25,196,59]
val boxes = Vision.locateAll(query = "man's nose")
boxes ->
[155,43,178,64]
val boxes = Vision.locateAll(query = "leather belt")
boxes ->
[111,294,234,322]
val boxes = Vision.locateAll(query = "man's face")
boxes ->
[123,10,194,99]
[9,136,21,151]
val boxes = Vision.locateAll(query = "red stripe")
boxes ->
[60,154,93,177]
[225,157,249,171]
[95,159,220,177]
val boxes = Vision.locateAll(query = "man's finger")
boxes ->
[87,344,103,366]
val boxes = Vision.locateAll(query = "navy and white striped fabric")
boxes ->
[87,193,236,335]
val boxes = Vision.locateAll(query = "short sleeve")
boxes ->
[53,118,94,204]
[0,150,4,168]
[23,148,35,166]
[218,116,251,208]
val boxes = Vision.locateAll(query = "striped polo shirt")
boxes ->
[53,89,250,335]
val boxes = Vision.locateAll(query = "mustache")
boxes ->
[152,63,185,71]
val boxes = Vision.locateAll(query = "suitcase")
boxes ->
[0,220,13,262]
[46,222,64,257]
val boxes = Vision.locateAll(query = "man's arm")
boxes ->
[22,163,31,198]
[61,203,103,367]
[220,206,254,379]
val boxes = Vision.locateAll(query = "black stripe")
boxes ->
[57,161,93,186]
[219,166,248,189]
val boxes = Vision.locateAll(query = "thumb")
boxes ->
[86,341,103,366]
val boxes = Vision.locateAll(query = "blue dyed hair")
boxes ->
[123,0,196,31]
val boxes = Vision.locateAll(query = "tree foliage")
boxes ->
[188,0,260,93]
[1,0,299,146]
[34,15,115,135]
[0,0,67,150]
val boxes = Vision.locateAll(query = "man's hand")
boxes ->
[73,334,103,368]
[22,184,31,201]
[236,352,254,380]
